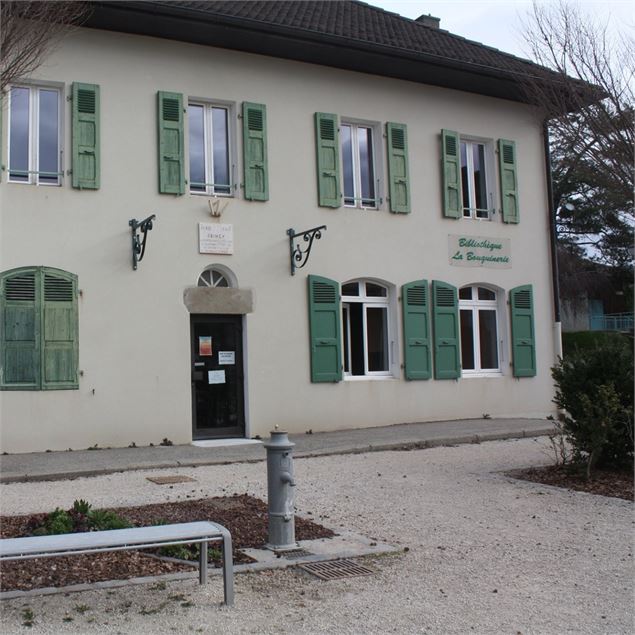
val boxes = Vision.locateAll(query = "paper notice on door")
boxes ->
[199,336,212,357]
[208,370,226,384]
[218,351,235,365]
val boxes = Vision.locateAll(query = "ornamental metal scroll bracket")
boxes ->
[128,214,156,270]
[287,225,327,276]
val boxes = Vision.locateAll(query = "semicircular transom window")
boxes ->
[198,269,230,288]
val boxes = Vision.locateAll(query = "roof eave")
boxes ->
[83,1,563,105]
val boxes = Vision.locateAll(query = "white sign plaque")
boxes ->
[448,234,511,269]
[207,370,226,384]
[218,351,235,365]
[199,223,234,255]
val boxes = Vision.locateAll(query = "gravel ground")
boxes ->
[0,437,632,634]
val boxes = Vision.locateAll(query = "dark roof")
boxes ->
[85,0,572,104]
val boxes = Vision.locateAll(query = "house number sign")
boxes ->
[448,234,511,269]
[199,223,234,255]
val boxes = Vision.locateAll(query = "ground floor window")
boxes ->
[342,280,390,376]
[459,285,500,375]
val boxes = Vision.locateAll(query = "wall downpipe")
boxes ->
[543,120,563,361]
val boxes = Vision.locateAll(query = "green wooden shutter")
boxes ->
[41,269,78,390]
[387,122,410,213]
[441,129,461,219]
[402,280,431,379]
[315,112,340,208]
[157,91,185,194]
[242,102,268,201]
[72,82,100,189]
[499,139,519,223]
[432,280,460,379]
[1,268,40,389]
[308,275,342,383]
[510,285,536,377]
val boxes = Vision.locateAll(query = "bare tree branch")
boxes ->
[1,1,91,94]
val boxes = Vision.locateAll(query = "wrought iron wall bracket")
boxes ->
[129,214,156,270]
[287,225,327,276]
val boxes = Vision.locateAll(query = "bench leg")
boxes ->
[220,530,234,606]
[199,540,208,585]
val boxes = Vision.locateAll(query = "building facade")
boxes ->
[0,1,561,453]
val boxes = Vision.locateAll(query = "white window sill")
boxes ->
[343,374,396,381]
[189,191,234,198]
[461,371,503,378]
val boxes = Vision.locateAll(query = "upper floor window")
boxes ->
[8,85,62,186]
[188,101,232,195]
[460,139,491,219]
[459,285,500,375]
[342,280,391,376]
[341,122,377,208]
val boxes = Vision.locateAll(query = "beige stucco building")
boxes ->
[0,1,562,453]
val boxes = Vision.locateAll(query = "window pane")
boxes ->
[9,87,30,182]
[342,282,359,296]
[460,309,475,370]
[341,125,354,205]
[460,141,470,214]
[477,287,496,301]
[212,107,230,194]
[366,307,388,372]
[38,90,59,184]
[188,105,206,192]
[472,143,487,212]
[349,302,364,375]
[358,127,375,206]
[459,287,472,300]
[478,309,498,369]
[342,306,350,373]
[365,283,386,297]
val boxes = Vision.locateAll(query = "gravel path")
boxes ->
[0,438,632,634]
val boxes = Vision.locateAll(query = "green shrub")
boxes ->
[87,509,132,531]
[29,500,131,535]
[562,331,631,357]
[33,508,74,535]
[552,339,634,476]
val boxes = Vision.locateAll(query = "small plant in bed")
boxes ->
[27,499,132,536]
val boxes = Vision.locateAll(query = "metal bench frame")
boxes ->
[0,521,234,605]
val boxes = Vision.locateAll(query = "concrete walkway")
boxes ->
[0,418,554,483]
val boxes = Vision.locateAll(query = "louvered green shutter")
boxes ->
[41,269,78,390]
[1,269,40,389]
[386,122,410,214]
[72,82,100,189]
[510,285,536,377]
[402,280,431,379]
[432,280,460,379]
[157,91,185,194]
[498,139,519,223]
[441,130,461,219]
[308,275,342,383]
[315,113,340,208]
[242,102,268,201]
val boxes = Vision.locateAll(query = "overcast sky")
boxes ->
[364,1,634,60]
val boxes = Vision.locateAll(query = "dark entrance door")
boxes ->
[190,314,245,439]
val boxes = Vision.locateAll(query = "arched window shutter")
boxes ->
[432,280,460,379]
[510,284,536,377]
[401,280,431,379]
[308,275,342,382]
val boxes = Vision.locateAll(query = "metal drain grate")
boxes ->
[275,548,313,559]
[298,559,374,580]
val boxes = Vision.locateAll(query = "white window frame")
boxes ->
[187,99,236,197]
[460,136,495,221]
[341,279,396,379]
[7,84,63,186]
[341,119,382,210]
[459,284,504,377]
